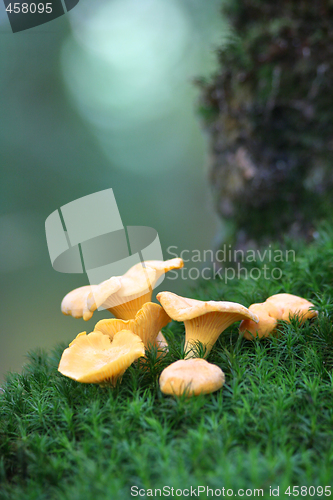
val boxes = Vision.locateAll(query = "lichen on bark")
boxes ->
[199,0,333,246]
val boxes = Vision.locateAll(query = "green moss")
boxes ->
[1,228,333,498]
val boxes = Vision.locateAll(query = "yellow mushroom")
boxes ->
[156,291,259,357]
[239,302,281,340]
[87,264,156,321]
[61,285,92,320]
[58,330,145,385]
[267,293,318,322]
[61,279,121,321]
[61,258,184,321]
[94,302,171,349]
[159,359,225,396]
[155,332,168,352]
[239,293,318,339]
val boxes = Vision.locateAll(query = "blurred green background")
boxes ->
[0,0,228,381]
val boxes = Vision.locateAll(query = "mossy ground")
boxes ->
[1,227,333,499]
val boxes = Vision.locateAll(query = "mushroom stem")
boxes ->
[106,290,152,320]
[184,312,246,357]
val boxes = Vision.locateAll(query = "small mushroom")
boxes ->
[159,358,225,396]
[239,293,318,339]
[147,332,169,362]
[156,291,258,357]
[94,302,171,349]
[239,302,281,340]
[58,330,145,385]
[61,258,183,321]
[266,293,318,322]
[155,332,168,352]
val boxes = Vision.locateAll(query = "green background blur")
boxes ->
[0,0,228,382]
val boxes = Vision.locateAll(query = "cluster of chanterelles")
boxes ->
[58,259,317,397]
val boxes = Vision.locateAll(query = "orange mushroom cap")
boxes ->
[99,258,184,320]
[156,291,258,357]
[266,293,318,322]
[239,293,318,340]
[61,258,183,322]
[94,302,171,349]
[58,329,145,385]
[239,302,281,339]
[87,264,156,321]
[61,279,121,322]
[159,358,225,396]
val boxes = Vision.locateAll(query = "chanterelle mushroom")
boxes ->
[267,293,318,322]
[239,293,318,339]
[61,280,121,322]
[156,291,258,357]
[94,302,170,349]
[61,258,183,321]
[239,302,280,339]
[155,332,168,352]
[159,359,225,396]
[58,330,145,385]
